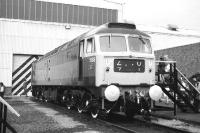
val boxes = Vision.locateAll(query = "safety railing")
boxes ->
[155,60,199,113]
[176,67,200,94]
[154,61,178,115]
[0,97,20,133]
[175,67,200,112]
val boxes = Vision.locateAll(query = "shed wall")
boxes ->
[155,43,200,78]
[0,0,118,26]
[0,19,92,55]
[0,52,12,86]
[0,19,92,88]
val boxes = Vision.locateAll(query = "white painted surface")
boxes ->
[0,52,12,86]
[137,24,200,50]
[13,55,29,72]
[0,19,92,55]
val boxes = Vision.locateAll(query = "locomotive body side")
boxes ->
[32,40,80,86]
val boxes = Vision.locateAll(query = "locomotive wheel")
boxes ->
[124,101,136,119]
[65,94,73,109]
[67,105,71,110]
[91,108,99,119]
[125,108,134,118]
[90,103,99,118]
[78,107,83,113]
[77,100,89,113]
[90,99,99,118]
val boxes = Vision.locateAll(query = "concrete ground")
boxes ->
[152,110,200,125]
[5,96,200,133]
[5,96,127,133]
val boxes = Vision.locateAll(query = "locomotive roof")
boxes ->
[83,22,150,38]
[38,23,150,61]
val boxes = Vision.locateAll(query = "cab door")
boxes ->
[83,38,96,85]
[78,40,84,81]
[45,59,50,82]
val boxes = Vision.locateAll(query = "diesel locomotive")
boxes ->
[31,22,162,118]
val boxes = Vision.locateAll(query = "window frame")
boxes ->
[99,34,127,52]
[128,35,152,54]
[79,40,85,57]
[86,37,95,54]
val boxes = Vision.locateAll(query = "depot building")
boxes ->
[0,0,200,96]
[0,0,120,96]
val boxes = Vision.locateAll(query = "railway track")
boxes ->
[96,113,192,133]
[97,119,138,133]
[136,116,198,133]
[32,98,200,133]
[98,112,200,133]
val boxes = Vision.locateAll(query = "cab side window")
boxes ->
[79,40,84,57]
[86,38,95,53]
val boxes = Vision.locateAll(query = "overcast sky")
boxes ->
[42,0,200,31]
[123,0,200,31]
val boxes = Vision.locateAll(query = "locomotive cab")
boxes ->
[96,33,156,117]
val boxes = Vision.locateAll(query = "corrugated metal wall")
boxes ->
[0,0,118,26]
[0,19,92,87]
[0,19,91,55]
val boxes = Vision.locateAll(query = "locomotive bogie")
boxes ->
[32,45,80,86]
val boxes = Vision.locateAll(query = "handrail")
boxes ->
[156,60,200,95]
[175,67,200,94]
[155,60,200,112]
[0,97,20,117]
[155,60,176,63]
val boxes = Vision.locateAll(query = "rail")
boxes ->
[0,97,20,133]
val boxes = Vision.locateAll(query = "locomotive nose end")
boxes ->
[149,85,163,101]
[105,85,120,102]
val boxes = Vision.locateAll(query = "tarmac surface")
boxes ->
[4,96,200,133]
[5,96,127,133]
[151,100,200,125]
[152,109,200,125]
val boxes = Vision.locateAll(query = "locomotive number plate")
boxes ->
[114,59,145,72]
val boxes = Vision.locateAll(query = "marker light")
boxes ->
[104,85,120,102]
[149,85,163,101]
